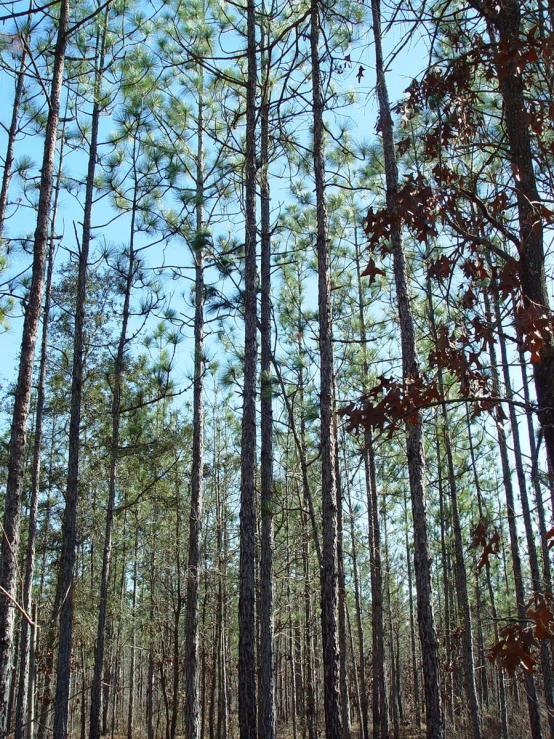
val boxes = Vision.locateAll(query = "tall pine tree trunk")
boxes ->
[80,19,112,739]
[476,0,554,470]
[0,2,69,732]
[238,0,258,732]
[426,277,481,739]
[258,34,275,739]
[354,229,388,739]
[310,1,342,736]
[483,291,543,739]
[183,78,206,739]
[13,235,55,739]
[369,1,443,736]
[56,129,136,739]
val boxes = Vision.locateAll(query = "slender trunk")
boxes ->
[0,3,69,731]
[310,2,342,736]
[127,526,138,739]
[426,278,482,739]
[52,38,110,739]
[491,287,554,739]
[335,435,351,739]
[302,510,317,739]
[383,509,399,739]
[258,35,275,739]
[369,1,443,735]
[435,429,454,727]
[13,135,60,739]
[516,323,554,603]
[403,490,421,730]
[147,546,156,739]
[345,467,369,739]
[491,0,554,472]
[184,77,206,739]
[354,229,388,739]
[214,398,229,739]
[171,495,182,739]
[238,0,257,733]
[83,18,116,739]
[465,409,509,739]
[483,292,543,739]
[368,431,389,739]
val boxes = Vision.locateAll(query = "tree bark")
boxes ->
[483,0,554,471]
[0,1,69,732]
[426,277,482,739]
[238,0,258,733]
[258,34,276,739]
[483,292,543,739]
[310,1,342,737]
[368,1,443,737]
[183,77,206,739]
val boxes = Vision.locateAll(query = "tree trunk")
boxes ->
[465,408,509,739]
[335,433,351,739]
[353,229,389,739]
[492,1,554,472]
[483,291,543,739]
[127,526,138,739]
[310,2,342,737]
[426,277,482,739]
[345,462,369,739]
[0,2,69,732]
[183,77,206,739]
[238,0,258,732]
[491,286,554,739]
[13,122,63,739]
[368,1,443,736]
[403,490,421,730]
[80,19,113,739]
[258,33,276,739]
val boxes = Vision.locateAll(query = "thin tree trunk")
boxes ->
[483,292,543,739]
[13,132,61,739]
[487,0,554,472]
[183,77,206,739]
[491,286,554,739]
[310,2,342,736]
[127,525,138,739]
[302,510,317,739]
[238,0,258,733]
[335,434,351,739]
[465,409,509,739]
[0,2,69,731]
[426,277,482,739]
[383,508,399,739]
[368,2,443,736]
[258,35,275,739]
[81,17,114,739]
[171,500,183,739]
[403,490,421,730]
[353,228,388,739]
[345,464,369,739]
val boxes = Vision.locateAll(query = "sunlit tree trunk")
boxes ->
[0,2,69,732]
[368,1,443,736]
[310,1,342,736]
[238,0,258,732]
[184,75,206,739]
[258,30,275,739]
